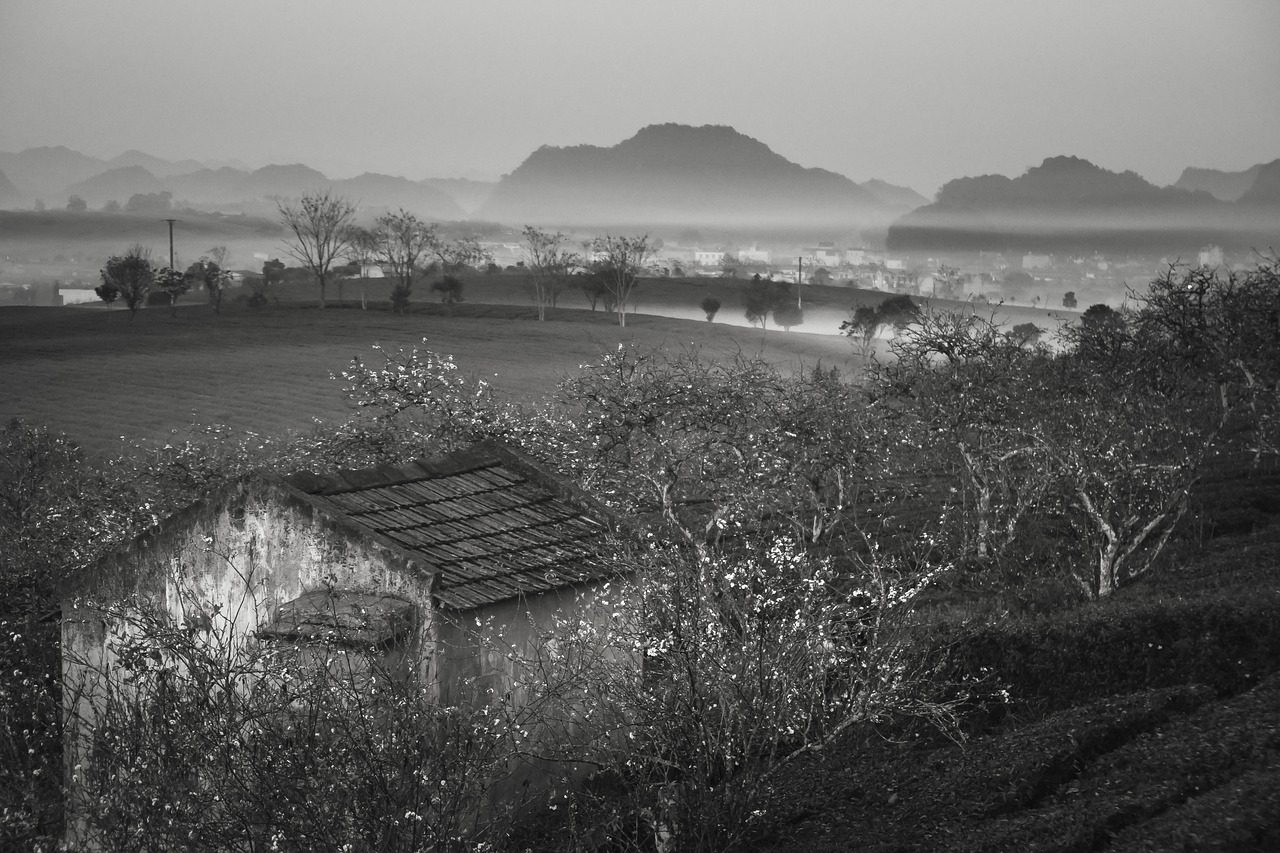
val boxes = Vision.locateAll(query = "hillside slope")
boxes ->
[762,465,1280,852]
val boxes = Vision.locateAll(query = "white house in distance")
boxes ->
[737,244,771,264]
[844,248,868,267]
[694,249,726,268]
[1198,245,1224,268]
[804,242,842,267]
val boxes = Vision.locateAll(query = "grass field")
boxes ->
[0,298,864,457]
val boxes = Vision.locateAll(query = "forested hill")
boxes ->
[477,123,921,234]
[887,155,1279,254]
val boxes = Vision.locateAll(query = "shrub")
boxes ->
[69,593,506,852]
[390,283,412,313]
[431,275,464,306]
[700,295,721,322]
[513,538,964,851]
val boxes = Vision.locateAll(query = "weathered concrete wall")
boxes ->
[61,475,439,845]
[434,576,633,813]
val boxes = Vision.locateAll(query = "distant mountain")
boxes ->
[106,150,207,179]
[887,155,1275,254]
[422,178,496,215]
[0,169,20,207]
[167,167,258,204]
[1174,164,1264,202]
[248,164,331,198]
[858,179,930,211]
[0,147,465,218]
[0,146,107,202]
[477,123,909,235]
[334,173,463,219]
[64,166,166,205]
[1237,159,1280,206]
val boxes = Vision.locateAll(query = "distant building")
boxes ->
[1022,254,1052,270]
[737,245,771,264]
[844,248,868,266]
[805,242,841,267]
[809,267,833,286]
[885,258,905,271]
[694,250,726,268]
[1198,245,1224,268]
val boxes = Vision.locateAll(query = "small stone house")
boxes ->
[62,440,625,836]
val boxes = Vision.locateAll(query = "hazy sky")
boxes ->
[2,0,1278,196]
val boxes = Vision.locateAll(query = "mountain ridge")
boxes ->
[477,123,918,236]
[887,154,1277,254]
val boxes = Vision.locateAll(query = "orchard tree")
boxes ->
[842,304,883,357]
[1011,322,1044,346]
[1035,350,1226,597]
[254,258,285,306]
[94,281,119,307]
[875,309,1056,567]
[431,233,488,275]
[743,276,789,329]
[277,190,357,308]
[66,194,87,212]
[700,295,721,322]
[933,264,964,298]
[1063,291,1078,309]
[342,225,379,310]
[371,209,436,312]
[557,346,883,552]
[841,294,919,356]
[1120,260,1280,460]
[719,252,741,278]
[204,245,231,270]
[155,267,189,317]
[99,245,156,318]
[431,275,464,308]
[587,233,656,327]
[515,537,961,853]
[774,303,804,331]
[579,272,613,313]
[186,257,230,314]
[522,226,581,321]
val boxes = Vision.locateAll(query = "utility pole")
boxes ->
[797,256,803,309]
[161,218,179,270]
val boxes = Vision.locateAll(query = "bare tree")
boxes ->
[204,246,231,270]
[587,234,656,327]
[341,225,379,310]
[430,233,489,274]
[372,209,437,312]
[522,226,580,321]
[155,266,189,318]
[277,191,357,308]
[186,258,230,314]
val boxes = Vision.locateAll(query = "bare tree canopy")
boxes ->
[522,226,581,321]
[586,233,657,327]
[371,209,437,312]
[277,191,357,308]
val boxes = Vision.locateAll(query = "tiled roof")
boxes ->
[280,442,617,610]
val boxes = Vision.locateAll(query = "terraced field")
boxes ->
[762,467,1280,852]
